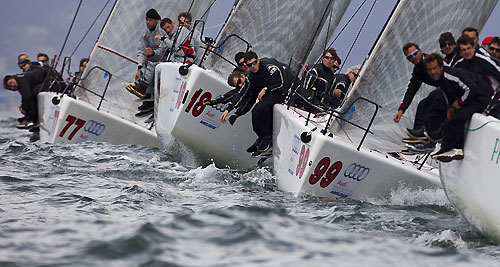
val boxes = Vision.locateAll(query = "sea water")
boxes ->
[1,115,500,267]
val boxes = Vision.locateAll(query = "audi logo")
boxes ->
[343,163,370,181]
[84,120,106,136]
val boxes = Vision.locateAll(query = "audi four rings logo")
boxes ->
[84,120,105,136]
[343,163,370,181]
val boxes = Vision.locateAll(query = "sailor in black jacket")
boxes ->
[244,51,295,155]
[454,34,500,92]
[322,65,360,109]
[3,67,47,128]
[423,53,493,162]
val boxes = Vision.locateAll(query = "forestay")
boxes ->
[332,0,498,152]
[204,0,348,76]
[75,0,212,123]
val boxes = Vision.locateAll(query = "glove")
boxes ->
[203,99,215,106]
[228,114,238,125]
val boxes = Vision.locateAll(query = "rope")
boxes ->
[467,119,500,131]
[339,0,377,71]
[69,0,112,59]
[54,0,82,71]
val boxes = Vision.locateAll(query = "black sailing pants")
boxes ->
[251,93,286,139]
[413,89,448,132]
[441,98,488,151]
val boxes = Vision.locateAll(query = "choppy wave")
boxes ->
[1,115,500,266]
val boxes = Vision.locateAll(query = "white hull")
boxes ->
[155,63,262,169]
[38,92,161,147]
[273,105,441,202]
[439,113,500,244]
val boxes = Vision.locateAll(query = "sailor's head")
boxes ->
[439,32,456,56]
[227,71,246,87]
[462,27,479,49]
[488,37,500,60]
[235,52,249,72]
[403,42,422,65]
[457,34,476,60]
[160,18,174,34]
[18,59,31,72]
[3,75,18,91]
[322,48,340,72]
[37,53,49,67]
[424,53,444,81]
[178,12,192,29]
[244,51,260,73]
[145,8,161,30]
[347,65,361,84]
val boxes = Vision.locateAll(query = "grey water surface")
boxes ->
[1,115,499,267]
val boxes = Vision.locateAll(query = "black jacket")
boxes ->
[248,57,294,98]
[15,67,46,112]
[454,53,500,91]
[438,66,492,107]
[399,54,437,112]
[322,73,351,109]
[302,63,334,105]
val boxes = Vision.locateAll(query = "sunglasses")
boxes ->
[238,61,247,67]
[406,50,419,60]
[440,42,455,48]
[246,60,257,67]
[489,47,500,53]
[18,63,27,68]
[323,55,336,60]
[352,72,359,78]
[332,65,339,71]
[237,77,244,87]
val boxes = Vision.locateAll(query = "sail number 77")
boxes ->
[59,115,86,140]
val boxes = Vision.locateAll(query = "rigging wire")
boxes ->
[326,0,368,49]
[200,0,218,19]
[54,0,83,71]
[69,0,112,59]
[339,0,377,71]
[215,0,239,40]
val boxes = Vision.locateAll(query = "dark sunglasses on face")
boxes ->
[18,63,26,68]
[406,50,419,60]
[237,77,243,86]
[352,72,359,78]
[238,61,247,67]
[39,59,48,63]
[323,55,335,60]
[489,47,500,53]
[332,65,339,71]
[246,61,257,67]
[440,42,455,48]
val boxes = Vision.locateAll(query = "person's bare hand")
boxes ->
[393,110,403,123]
[220,110,229,123]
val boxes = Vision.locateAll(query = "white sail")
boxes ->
[332,0,498,152]
[75,0,212,123]
[303,0,351,67]
[204,0,342,75]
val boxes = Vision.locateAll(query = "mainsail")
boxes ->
[303,0,351,67]
[204,0,350,76]
[333,0,498,151]
[75,0,212,123]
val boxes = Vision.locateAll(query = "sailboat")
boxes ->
[273,0,497,202]
[154,0,351,169]
[37,0,211,147]
[438,112,500,244]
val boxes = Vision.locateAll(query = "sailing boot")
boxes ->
[126,80,148,98]
[135,101,154,117]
